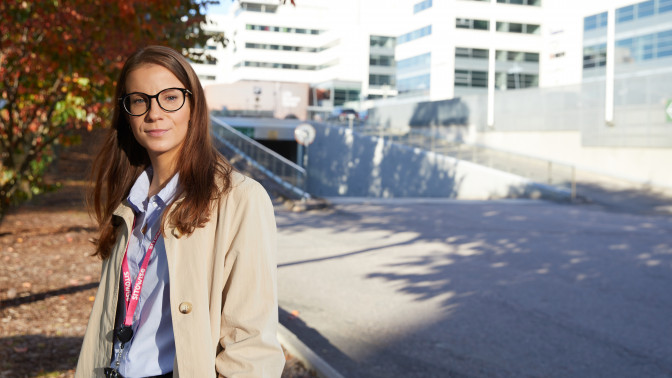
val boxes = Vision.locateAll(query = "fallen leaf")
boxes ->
[88,296,95,302]
[13,346,28,353]
[59,295,66,300]
[289,310,300,320]
[66,237,73,243]
[16,237,23,243]
[21,282,31,289]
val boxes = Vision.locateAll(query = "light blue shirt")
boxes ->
[110,167,179,377]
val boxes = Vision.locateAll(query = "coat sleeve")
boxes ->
[215,181,285,377]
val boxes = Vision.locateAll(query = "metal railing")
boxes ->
[210,117,310,199]
[358,126,577,200]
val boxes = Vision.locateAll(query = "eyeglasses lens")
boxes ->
[123,89,186,116]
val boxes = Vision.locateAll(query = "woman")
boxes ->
[75,45,285,377]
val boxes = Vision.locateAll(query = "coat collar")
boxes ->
[112,197,186,239]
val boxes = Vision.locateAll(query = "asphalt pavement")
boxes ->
[275,197,672,378]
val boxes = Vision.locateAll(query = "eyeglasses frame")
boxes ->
[119,87,192,117]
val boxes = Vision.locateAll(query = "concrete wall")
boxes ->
[306,123,568,200]
[476,130,672,188]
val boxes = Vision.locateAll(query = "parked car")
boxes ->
[328,108,359,122]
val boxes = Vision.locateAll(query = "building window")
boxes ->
[497,0,541,5]
[369,74,396,86]
[496,72,538,89]
[637,0,655,18]
[397,52,431,71]
[456,18,489,30]
[660,0,672,14]
[369,55,395,67]
[584,11,608,31]
[496,21,540,34]
[398,25,432,45]
[609,29,672,64]
[333,89,360,106]
[245,24,324,35]
[413,0,432,14]
[658,29,672,58]
[455,69,488,88]
[616,0,672,24]
[370,35,395,49]
[495,50,539,62]
[240,60,337,71]
[455,47,489,59]
[616,5,635,23]
[245,42,335,53]
[583,44,607,68]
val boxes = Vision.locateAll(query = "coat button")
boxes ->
[179,302,192,314]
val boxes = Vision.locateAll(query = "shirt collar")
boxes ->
[127,167,180,213]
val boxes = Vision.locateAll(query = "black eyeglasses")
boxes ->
[119,88,192,116]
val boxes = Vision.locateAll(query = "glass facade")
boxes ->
[413,0,432,14]
[397,52,431,94]
[397,53,431,71]
[585,0,672,31]
[615,29,672,62]
[583,29,672,68]
[397,74,431,94]
[398,25,432,45]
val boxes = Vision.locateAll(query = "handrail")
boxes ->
[357,125,577,200]
[210,117,310,200]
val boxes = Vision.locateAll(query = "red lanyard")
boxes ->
[121,218,162,328]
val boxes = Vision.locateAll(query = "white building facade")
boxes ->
[193,0,406,117]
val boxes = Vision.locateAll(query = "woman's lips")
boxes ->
[145,129,168,137]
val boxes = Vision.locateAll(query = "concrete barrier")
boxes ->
[306,123,571,201]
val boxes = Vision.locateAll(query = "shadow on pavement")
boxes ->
[276,200,672,377]
[0,334,82,376]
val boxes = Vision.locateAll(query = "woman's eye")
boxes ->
[165,96,178,102]
[131,98,146,104]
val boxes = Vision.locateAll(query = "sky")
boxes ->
[206,0,232,15]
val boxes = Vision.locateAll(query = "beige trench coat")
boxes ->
[75,172,285,377]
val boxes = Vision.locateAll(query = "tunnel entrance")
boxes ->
[256,139,299,165]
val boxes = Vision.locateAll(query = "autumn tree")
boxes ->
[0,0,225,219]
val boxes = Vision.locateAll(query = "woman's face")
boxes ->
[125,63,191,166]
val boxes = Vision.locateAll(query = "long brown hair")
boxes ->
[89,45,232,259]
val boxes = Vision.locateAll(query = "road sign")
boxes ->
[666,99,672,122]
[294,123,316,146]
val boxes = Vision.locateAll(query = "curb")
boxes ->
[277,323,345,378]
